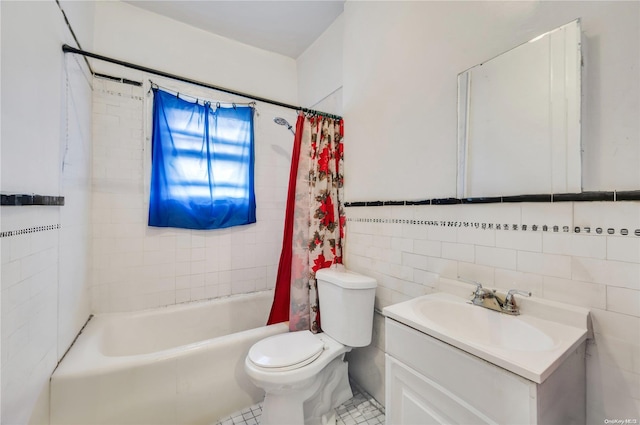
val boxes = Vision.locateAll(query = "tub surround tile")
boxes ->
[91,80,291,313]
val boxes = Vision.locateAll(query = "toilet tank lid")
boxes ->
[316,268,377,289]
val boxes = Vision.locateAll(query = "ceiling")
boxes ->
[124,1,345,59]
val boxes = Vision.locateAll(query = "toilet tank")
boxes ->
[316,268,377,347]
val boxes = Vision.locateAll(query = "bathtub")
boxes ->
[50,290,288,425]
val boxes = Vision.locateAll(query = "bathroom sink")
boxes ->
[412,297,557,352]
[383,292,590,383]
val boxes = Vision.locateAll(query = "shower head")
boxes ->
[273,117,289,126]
[273,117,295,135]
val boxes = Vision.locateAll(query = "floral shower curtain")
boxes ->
[267,113,345,332]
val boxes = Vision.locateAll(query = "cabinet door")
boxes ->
[386,355,496,425]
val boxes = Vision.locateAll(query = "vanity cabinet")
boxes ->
[385,318,586,425]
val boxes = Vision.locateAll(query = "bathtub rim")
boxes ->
[53,290,282,377]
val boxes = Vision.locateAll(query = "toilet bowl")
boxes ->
[245,267,377,425]
[245,331,352,425]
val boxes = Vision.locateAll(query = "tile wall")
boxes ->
[90,77,294,313]
[1,209,61,424]
[345,202,640,421]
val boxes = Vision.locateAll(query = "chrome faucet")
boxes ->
[460,278,531,315]
[502,289,532,315]
[461,279,503,312]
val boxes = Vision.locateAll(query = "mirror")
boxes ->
[457,19,582,198]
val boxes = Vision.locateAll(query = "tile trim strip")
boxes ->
[346,217,639,237]
[1,194,65,206]
[344,190,640,207]
[0,224,61,238]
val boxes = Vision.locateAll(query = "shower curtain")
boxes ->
[267,113,345,332]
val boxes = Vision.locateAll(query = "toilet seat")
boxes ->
[248,331,325,371]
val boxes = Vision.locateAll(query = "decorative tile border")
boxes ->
[345,190,640,207]
[0,224,61,238]
[347,217,640,237]
[1,194,65,206]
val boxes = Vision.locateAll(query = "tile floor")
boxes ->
[214,380,385,425]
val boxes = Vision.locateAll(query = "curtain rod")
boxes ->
[61,44,342,120]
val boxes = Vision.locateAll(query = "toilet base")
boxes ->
[260,356,353,425]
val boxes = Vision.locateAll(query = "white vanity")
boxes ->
[383,292,590,424]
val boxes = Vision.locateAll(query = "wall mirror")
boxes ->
[457,19,582,198]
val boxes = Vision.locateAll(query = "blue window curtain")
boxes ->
[149,88,256,230]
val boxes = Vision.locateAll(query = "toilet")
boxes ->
[245,267,377,425]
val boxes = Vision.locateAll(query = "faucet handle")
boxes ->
[503,289,531,314]
[457,277,483,292]
[458,277,490,306]
[506,289,531,299]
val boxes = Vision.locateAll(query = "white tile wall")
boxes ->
[91,77,295,312]
[1,3,93,421]
[346,203,640,420]
[1,209,60,425]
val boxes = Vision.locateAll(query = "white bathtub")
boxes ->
[51,290,287,425]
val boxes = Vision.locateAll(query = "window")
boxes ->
[148,88,256,230]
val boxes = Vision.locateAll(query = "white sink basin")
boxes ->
[383,292,590,383]
[412,297,557,352]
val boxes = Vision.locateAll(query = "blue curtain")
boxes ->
[149,88,256,230]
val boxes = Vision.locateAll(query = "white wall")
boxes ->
[90,2,299,312]
[92,1,298,107]
[297,14,343,113]
[341,2,640,423]
[1,0,94,423]
[344,1,640,201]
